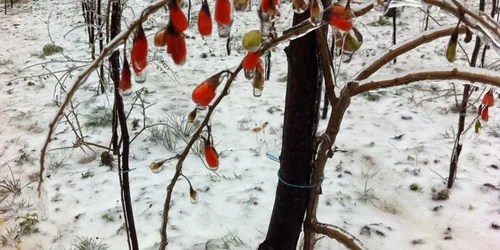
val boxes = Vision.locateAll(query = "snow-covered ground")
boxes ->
[0,0,499,249]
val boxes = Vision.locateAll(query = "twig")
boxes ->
[47,10,73,62]
[308,222,366,250]
[388,141,400,152]
[428,167,447,181]
[411,92,464,108]
[21,60,91,72]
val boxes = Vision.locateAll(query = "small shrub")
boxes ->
[101,213,114,222]
[42,44,64,56]
[432,189,450,201]
[0,58,13,66]
[409,183,423,192]
[84,105,113,129]
[48,155,68,174]
[18,213,39,235]
[0,165,31,197]
[361,91,387,101]
[71,237,110,250]
[131,118,140,130]
[149,113,201,152]
[100,151,113,168]
[81,171,94,179]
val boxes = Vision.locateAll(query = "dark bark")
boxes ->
[226,36,231,55]
[481,0,498,68]
[109,2,138,249]
[97,0,105,93]
[84,2,92,45]
[392,9,397,63]
[424,8,430,31]
[90,1,95,52]
[321,91,329,119]
[188,0,192,26]
[110,1,121,152]
[322,31,337,120]
[258,11,322,250]
[115,70,139,250]
[265,51,271,81]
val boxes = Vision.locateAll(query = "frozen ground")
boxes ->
[0,0,499,249]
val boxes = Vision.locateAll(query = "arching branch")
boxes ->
[355,25,467,80]
[308,222,366,250]
[350,67,500,97]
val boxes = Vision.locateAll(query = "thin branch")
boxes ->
[355,25,467,80]
[350,67,500,96]
[316,28,338,104]
[159,67,242,249]
[411,92,464,108]
[309,222,366,250]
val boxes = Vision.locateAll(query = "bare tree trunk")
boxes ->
[258,10,322,250]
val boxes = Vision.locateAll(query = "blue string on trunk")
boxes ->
[277,170,325,189]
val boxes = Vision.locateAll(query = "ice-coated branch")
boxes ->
[355,24,467,80]
[38,0,170,196]
[350,66,500,96]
